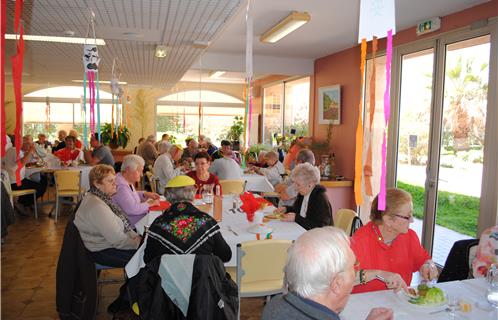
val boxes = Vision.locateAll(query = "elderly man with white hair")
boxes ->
[253,150,285,186]
[153,144,184,195]
[112,155,160,226]
[276,162,333,230]
[262,227,393,320]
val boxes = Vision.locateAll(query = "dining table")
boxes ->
[340,277,497,319]
[127,193,306,278]
[242,173,275,193]
[25,164,93,190]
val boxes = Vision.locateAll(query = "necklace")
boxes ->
[372,224,395,245]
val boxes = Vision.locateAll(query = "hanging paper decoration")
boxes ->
[354,39,367,206]
[356,0,396,208]
[198,59,203,137]
[364,37,378,196]
[11,16,25,185]
[45,96,51,131]
[82,11,101,147]
[242,0,253,169]
[1,0,7,156]
[378,30,393,210]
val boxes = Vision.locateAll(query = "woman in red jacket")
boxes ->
[351,188,439,293]
[187,151,221,195]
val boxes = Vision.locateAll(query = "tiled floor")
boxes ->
[1,203,264,319]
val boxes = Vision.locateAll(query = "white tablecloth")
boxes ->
[133,194,306,267]
[341,278,497,319]
[242,173,274,193]
[25,165,93,190]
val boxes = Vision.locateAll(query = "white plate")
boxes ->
[193,199,205,205]
[395,287,448,310]
[247,224,273,234]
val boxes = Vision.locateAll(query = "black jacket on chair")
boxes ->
[438,238,479,283]
[56,218,97,320]
[285,185,333,230]
[134,254,238,320]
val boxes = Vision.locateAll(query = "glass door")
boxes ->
[431,35,490,265]
[393,33,492,266]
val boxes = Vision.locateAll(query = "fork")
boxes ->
[429,307,452,315]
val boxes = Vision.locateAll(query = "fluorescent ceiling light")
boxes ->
[5,34,106,45]
[260,11,310,43]
[72,80,127,85]
[209,71,225,78]
[155,45,169,58]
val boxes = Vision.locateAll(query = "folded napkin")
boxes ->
[149,200,171,212]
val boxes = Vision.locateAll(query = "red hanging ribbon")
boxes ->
[14,0,23,32]
[1,0,7,156]
[11,25,25,186]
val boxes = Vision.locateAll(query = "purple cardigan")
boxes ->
[112,173,149,226]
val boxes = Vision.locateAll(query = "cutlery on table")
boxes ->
[227,226,239,236]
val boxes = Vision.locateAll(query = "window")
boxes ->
[156,90,244,145]
[262,77,310,144]
[23,86,114,141]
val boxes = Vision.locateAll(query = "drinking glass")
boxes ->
[487,264,498,308]
[201,184,214,204]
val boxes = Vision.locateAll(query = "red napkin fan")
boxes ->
[239,192,264,222]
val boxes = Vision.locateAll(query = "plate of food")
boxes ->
[397,284,447,309]
[264,212,283,220]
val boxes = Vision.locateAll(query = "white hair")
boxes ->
[157,141,171,154]
[121,154,145,173]
[285,227,351,298]
[296,149,315,165]
[265,150,279,160]
[291,162,320,185]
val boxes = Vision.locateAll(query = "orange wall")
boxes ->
[312,0,498,182]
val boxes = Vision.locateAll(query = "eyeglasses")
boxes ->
[390,213,413,221]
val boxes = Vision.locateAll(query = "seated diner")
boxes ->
[187,151,221,195]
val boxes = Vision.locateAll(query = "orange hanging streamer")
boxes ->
[354,39,367,206]
[364,37,378,196]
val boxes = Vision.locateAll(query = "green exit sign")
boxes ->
[416,17,441,35]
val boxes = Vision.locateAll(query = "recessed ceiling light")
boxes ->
[192,40,210,49]
[260,11,311,43]
[155,45,169,58]
[5,34,106,45]
[122,32,144,38]
[209,71,225,78]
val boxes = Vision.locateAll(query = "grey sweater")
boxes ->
[262,292,340,320]
[74,193,140,252]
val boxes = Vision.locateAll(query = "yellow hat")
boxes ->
[166,175,195,188]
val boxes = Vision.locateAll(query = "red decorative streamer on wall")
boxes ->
[11,25,25,186]
[1,0,7,156]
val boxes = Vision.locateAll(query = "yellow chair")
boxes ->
[54,170,82,223]
[236,240,292,300]
[335,208,362,236]
[145,171,158,194]
[1,170,38,219]
[219,179,245,195]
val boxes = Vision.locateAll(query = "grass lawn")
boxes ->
[397,181,478,237]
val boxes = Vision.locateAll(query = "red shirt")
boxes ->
[187,171,221,195]
[55,148,80,162]
[351,221,430,294]
[75,139,82,149]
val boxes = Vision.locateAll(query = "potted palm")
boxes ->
[100,123,131,149]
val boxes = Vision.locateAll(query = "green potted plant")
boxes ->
[226,116,244,151]
[100,123,131,149]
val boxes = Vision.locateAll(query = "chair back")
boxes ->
[54,170,82,194]
[236,240,292,297]
[145,171,157,194]
[219,179,245,195]
[335,208,361,236]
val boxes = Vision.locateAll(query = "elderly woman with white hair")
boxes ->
[276,162,333,230]
[112,154,160,226]
[153,144,184,194]
[144,175,231,263]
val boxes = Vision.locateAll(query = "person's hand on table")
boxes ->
[377,271,408,293]
[144,191,160,200]
[365,307,393,320]
[281,212,296,222]
[419,259,438,281]
[275,207,286,215]
[146,199,160,207]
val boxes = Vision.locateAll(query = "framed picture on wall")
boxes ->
[318,85,341,125]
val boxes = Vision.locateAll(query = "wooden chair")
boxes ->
[219,179,245,195]
[54,170,82,223]
[145,171,158,194]
[1,170,38,219]
[236,240,292,301]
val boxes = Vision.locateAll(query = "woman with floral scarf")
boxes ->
[144,175,231,264]
[74,165,141,267]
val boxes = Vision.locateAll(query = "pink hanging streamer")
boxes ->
[248,78,253,146]
[88,71,96,134]
[378,29,393,210]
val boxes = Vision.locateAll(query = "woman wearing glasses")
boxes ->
[351,188,438,293]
